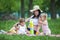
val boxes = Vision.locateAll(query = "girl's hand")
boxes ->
[42,20,47,25]
[39,21,43,24]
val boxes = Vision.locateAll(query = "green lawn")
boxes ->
[0,34,60,40]
[0,19,60,40]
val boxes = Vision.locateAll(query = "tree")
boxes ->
[28,0,33,17]
[0,0,20,13]
[21,0,25,18]
[50,0,56,19]
[56,0,60,11]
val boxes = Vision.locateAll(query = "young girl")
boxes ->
[16,18,27,34]
[39,13,51,35]
[7,18,27,35]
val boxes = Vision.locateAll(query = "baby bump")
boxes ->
[34,25,39,31]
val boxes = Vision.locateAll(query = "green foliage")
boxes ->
[24,0,29,11]
[33,0,50,12]
[0,0,20,13]
[0,0,60,13]
[33,0,60,12]
[56,0,60,11]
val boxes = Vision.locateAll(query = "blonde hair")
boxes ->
[40,13,47,19]
[19,18,25,23]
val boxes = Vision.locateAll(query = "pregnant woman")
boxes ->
[26,5,43,34]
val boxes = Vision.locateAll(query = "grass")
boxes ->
[0,20,18,31]
[0,34,60,40]
[0,19,60,40]
[48,19,60,34]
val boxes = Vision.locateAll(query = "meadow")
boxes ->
[0,19,60,40]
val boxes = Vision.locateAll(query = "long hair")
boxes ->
[32,10,41,18]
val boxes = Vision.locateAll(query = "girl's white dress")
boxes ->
[17,25,26,34]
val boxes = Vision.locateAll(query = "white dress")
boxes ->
[27,15,39,25]
[17,25,26,34]
[32,18,38,25]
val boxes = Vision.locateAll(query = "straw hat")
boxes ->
[40,13,47,17]
[30,5,43,13]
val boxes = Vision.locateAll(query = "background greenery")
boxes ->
[0,0,60,19]
[0,0,60,12]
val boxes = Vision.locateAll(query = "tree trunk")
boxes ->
[28,0,33,17]
[18,10,20,18]
[21,0,25,18]
[50,0,56,19]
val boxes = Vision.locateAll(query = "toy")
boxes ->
[29,19,34,35]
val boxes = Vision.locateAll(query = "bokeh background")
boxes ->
[0,0,60,40]
[0,0,60,20]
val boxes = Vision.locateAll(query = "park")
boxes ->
[0,0,60,40]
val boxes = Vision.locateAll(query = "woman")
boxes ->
[26,5,43,34]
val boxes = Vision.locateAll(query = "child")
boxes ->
[16,18,26,34]
[39,13,51,35]
[7,18,27,35]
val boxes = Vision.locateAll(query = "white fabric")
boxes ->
[17,25,26,34]
[29,15,39,25]
[32,18,38,25]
